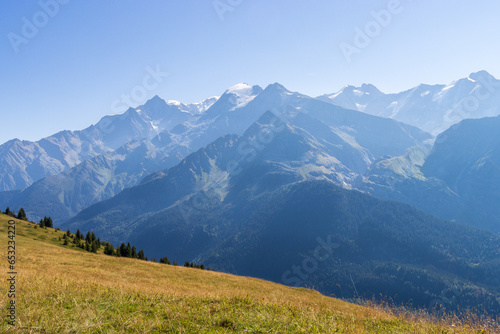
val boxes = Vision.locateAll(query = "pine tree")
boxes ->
[4,207,11,215]
[63,238,69,245]
[85,231,91,243]
[119,243,125,256]
[104,242,114,255]
[44,217,53,228]
[91,241,98,253]
[131,246,137,258]
[173,261,178,266]
[137,250,145,260]
[66,229,71,237]
[119,243,130,257]
[126,243,132,258]
[39,219,45,228]
[17,208,27,220]
[184,261,190,267]
[76,229,82,240]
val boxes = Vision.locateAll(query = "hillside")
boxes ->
[359,115,500,234]
[65,111,500,315]
[0,214,494,333]
[422,116,500,233]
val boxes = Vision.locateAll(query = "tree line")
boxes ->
[4,206,28,221]
[61,229,101,253]
[2,207,210,270]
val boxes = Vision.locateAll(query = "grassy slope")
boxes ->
[0,214,493,333]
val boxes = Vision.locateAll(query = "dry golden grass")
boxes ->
[0,214,497,333]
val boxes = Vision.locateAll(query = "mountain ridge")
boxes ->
[318,71,500,135]
[1,84,430,224]
[0,96,219,192]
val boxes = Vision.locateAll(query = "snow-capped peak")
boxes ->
[360,83,383,95]
[224,83,260,110]
[226,83,253,94]
[323,83,382,100]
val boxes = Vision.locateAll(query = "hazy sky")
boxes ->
[1,0,500,144]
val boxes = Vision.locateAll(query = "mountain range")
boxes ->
[0,82,430,223]
[4,71,498,193]
[3,72,500,313]
[318,70,500,136]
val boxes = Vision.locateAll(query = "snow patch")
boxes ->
[353,89,364,97]
[355,103,366,111]
[150,121,159,131]
[387,101,400,118]
[442,83,456,91]
[327,91,342,99]
[167,100,182,106]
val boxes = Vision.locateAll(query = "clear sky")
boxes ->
[1,0,499,145]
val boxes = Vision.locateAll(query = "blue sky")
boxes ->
[1,0,499,144]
